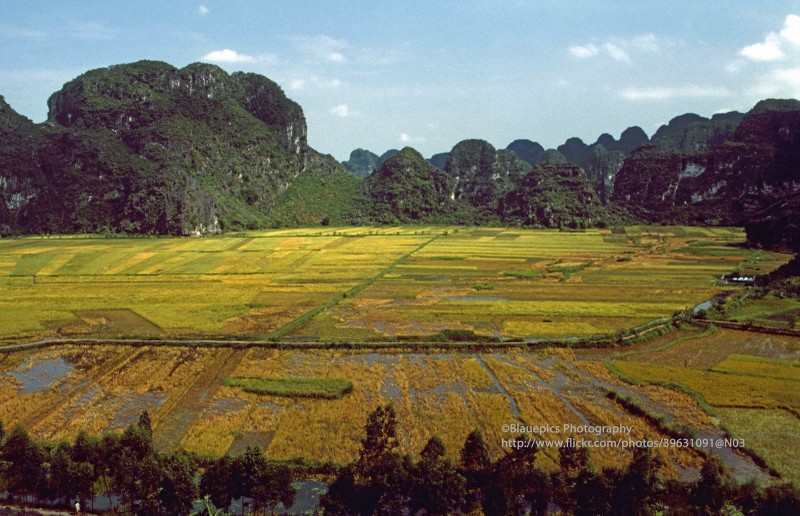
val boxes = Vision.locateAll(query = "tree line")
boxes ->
[1,406,799,514]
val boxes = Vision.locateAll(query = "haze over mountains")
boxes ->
[1,61,799,252]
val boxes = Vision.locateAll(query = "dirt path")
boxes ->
[152,347,246,452]
[473,354,521,420]
[491,354,591,426]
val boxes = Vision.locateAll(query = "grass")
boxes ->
[222,376,354,399]
[715,407,800,486]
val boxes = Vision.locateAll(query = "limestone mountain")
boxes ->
[427,152,450,170]
[443,139,529,220]
[581,145,625,204]
[655,112,745,155]
[506,139,545,167]
[612,100,800,225]
[557,137,590,166]
[343,149,380,178]
[357,147,460,224]
[501,163,606,228]
[0,60,338,235]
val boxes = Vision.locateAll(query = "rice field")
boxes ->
[602,328,800,485]
[0,226,796,486]
[0,226,787,343]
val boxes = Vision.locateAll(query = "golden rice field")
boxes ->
[0,225,788,343]
[0,226,796,486]
[0,326,797,483]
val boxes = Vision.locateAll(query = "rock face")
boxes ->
[581,145,625,203]
[557,137,590,166]
[506,139,545,166]
[612,101,800,225]
[359,147,457,223]
[343,149,380,178]
[443,139,529,218]
[0,60,311,234]
[501,163,606,228]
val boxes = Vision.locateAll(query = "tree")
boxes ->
[322,404,412,515]
[201,455,239,512]
[612,445,664,515]
[693,455,732,514]
[552,436,591,512]
[158,451,198,516]
[234,446,296,514]
[493,436,549,515]
[459,429,490,512]
[1,426,45,503]
[359,404,399,464]
[114,422,161,513]
[411,436,466,515]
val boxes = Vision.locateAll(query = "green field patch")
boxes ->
[611,360,800,410]
[502,269,542,279]
[712,355,800,381]
[715,407,800,486]
[223,376,354,399]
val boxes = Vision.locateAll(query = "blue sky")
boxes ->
[1,1,799,161]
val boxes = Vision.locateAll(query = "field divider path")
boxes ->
[153,347,246,452]
[267,236,439,340]
[25,347,147,431]
[492,354,591,426]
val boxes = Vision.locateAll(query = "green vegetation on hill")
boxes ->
[358,147,464,224]
[270,151,361,227]
[501,163,607,228]
[1,60,310,235]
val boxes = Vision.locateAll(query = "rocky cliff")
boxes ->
[1,61,313,235]
[612,100,800,225]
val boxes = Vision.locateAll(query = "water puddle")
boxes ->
[8,356,74,394]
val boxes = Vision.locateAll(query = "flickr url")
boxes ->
[501,437,746,450]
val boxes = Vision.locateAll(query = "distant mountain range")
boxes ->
[1,61,799,252]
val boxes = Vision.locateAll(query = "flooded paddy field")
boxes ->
[2,329,796,485]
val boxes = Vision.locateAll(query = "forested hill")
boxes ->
[1,61,799,241]
[0,61,354,235]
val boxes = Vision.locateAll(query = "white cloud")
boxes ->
[288,76,342,91]
[746,67,800,97]
[568,34,666,63]
[68,21,119,40]
[602,43,631,63]
[291,34,348,63]
[739,14,800,62]
[780,14,800,46]
[198,5,209,16]
[202,49,255,63]
[330,104,360,117]
[620,84,731,101]
[289,79,307,90]
[630,33,661,52]
[568,44,599,58]
[399,133,425,143]
[330,104,350,117]
[740,33,784,61]
[0,25,44,39]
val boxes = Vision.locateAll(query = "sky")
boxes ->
[1,1,799,161]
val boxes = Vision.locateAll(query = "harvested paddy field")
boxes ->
[0,226,788,342]
[1,332,796,485]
